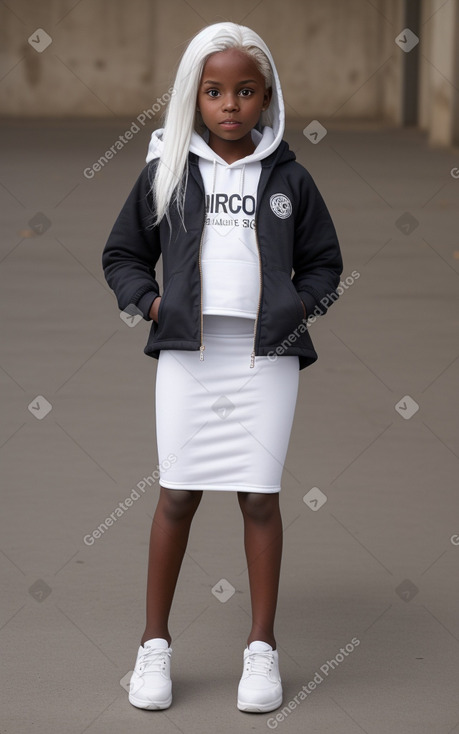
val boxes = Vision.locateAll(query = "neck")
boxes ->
[207,132,256,164]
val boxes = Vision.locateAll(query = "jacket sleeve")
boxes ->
[101,163,162,321]
[292,169,343,318]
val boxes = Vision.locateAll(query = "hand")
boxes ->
[149,296,162,322]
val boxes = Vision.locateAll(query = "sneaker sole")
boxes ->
[237,694,283,713]
[129,693,172,710]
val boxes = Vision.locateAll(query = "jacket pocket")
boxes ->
[156,273,175,325]
[154,271,192,341]
[278,270,306,325]
[262,268,306,345]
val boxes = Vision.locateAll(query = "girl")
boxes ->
[102,22,342,714]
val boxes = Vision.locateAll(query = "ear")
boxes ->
[262,86,273,111]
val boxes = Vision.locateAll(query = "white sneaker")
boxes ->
[128,638,172,710]
[237,640,283,713]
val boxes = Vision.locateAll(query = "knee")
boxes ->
[238,492,279,523]
[160,487,202,522]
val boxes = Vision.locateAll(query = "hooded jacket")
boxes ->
[102,45,343,371]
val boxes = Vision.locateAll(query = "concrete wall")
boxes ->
[419,0,459,145]
[0,0,401,121]
[0,0,458,144]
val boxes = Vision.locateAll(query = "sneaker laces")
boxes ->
[245,650,274,675]
[139,646,171,673]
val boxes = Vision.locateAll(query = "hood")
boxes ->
[188,125,276,168]
[146,43,285,168]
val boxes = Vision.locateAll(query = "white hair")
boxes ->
[152,22,276,227]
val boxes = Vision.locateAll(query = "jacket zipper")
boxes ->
[196,166,263,367]
[250,224,263,368]
[198,219,205,361]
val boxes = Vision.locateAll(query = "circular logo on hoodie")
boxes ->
[270,193,292,219]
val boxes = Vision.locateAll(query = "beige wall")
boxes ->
[0,0,400,120]
[419,0,459,145]
[0,0,458,144]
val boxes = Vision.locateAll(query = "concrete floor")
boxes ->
[0,117,458,733]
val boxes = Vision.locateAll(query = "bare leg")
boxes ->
[141,486,203,646]
[237,492,283,650]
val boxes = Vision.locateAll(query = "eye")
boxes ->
[239,88,254,97]
[206,89,220,98]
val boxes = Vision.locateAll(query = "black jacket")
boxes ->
[102,140,343,370]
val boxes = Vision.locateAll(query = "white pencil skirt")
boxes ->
[155,314,299,492]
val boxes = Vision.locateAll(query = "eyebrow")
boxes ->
[202,79,259,85]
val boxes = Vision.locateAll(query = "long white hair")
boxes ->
[152,22,276,226]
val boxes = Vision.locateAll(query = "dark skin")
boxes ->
[196,47,272,164]
[143,50,281,651]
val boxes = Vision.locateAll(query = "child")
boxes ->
[102,21,342,714]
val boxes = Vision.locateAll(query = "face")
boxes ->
[197,47,272,161]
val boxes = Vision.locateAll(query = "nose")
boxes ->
[222,93,239,112]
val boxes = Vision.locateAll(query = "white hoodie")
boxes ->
[146,49,285,319]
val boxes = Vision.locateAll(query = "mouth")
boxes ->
[219,120,242,127]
